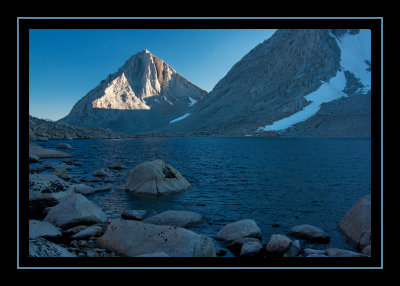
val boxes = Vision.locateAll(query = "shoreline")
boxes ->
[27,138,372,259]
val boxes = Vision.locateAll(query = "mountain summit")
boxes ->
[58,49,207,133]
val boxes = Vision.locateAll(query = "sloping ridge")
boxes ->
[163,29,371,138]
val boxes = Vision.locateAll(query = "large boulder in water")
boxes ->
[44,193,108,229]
[124,159,191,196]
[96,220,216,257]
[338,195,371,249]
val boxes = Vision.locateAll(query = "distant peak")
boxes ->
[142,49,151,54]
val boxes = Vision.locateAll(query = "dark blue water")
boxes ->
[34,137,371,252]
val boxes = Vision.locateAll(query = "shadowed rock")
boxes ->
[215,219,262,242]
[338,195,371,249]
[96,220,216,257]
[142,210,205,227]
[288,224,330,243]
[44,193,108,229]
[29,238,77,257]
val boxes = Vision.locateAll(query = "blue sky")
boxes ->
[29,29,276,121]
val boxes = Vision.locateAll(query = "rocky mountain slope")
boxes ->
[58,49,207,133]
[29,116,130,140]
[162,29,371,138]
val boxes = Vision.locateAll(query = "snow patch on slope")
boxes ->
[257,71,347,131]
[188,96,197,107]
[257,29,371,132]
[169,113,191,123]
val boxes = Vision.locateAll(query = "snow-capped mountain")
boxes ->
[59,30,371,138]
[58,49,207,133]
[162,29,371,138]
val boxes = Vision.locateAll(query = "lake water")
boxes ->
[33,137,371,253]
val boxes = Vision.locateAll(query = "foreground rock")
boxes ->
[283,240,302,257]
[124,159,191,196]
[29,219,62,241]
[29,238,76,257]
[29,143,73,158]
[44,193,108,229]
[338,195,371,250]
[142,210,205,227]
[227,237,264,257]
[135,252,170,257]
[29,174,74,217]
[287,224,330,243]
[96,220,216,257]
[326,248,367,257]
[215,219,262,242]
[71,225,103,240]
[265,234,293,256]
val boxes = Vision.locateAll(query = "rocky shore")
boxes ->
[29,115,132,140]
[28,140,371,258]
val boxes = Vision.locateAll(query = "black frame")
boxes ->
[17,17,383,269]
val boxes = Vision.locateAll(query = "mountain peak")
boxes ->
[142,48,151,54]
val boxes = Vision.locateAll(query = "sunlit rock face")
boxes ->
[59,49,207,133]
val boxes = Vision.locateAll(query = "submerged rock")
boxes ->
[124,159,191,196]
[215,219,262,242]
[108,162,124,170]
[142,210,205,228]
[56,143,73,149]
[96,220,216,257]
[73,184,96,195]
[92,168,108,177]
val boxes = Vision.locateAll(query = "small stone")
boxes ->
[93,168,107,177]
[56,143,73,149]
[121,209,149,221]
